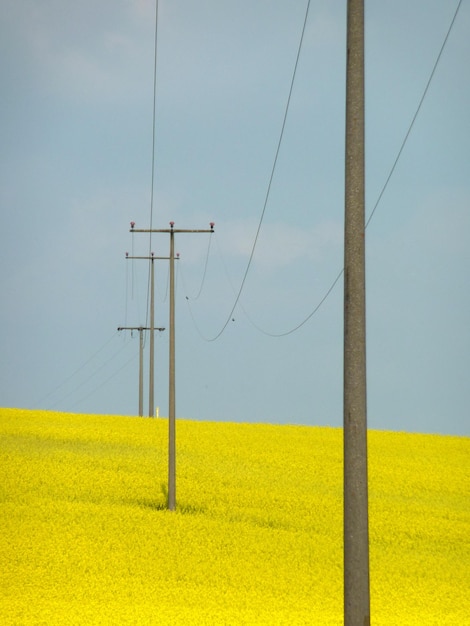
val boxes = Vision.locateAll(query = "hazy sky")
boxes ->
[1,0,469,436]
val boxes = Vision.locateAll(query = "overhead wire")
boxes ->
[141,0,160,349]
[69,350,139,412]
[365,0,463,229]
[269,0,464,337]
[259,0,464,337]
[217,232,343,338]
[48,335,133,410]
[240,268,344,338]
[194,0,463,340]
[34,332,119,407]
[181,233,231,340]
[180,234,213,301]
[202,0,313,342]
[178,236,215,341]
[160,262,170,303]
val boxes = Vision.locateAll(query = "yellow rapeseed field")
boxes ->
[1,407,469,625]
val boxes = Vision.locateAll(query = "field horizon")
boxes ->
[1,407,469,624]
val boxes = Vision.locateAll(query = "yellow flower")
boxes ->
[1,408,469,624]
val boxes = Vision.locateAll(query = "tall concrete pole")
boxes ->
[130,222,214,510]
[168,223,176,511]
[149,254,155,417]
[343,1,370,625]
[126,240,168,418]
[139,327,144,417]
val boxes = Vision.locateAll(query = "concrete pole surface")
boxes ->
[149,257,155,418]
[343,0,370,624]
[139,328,144,417]
[168,227,176,511]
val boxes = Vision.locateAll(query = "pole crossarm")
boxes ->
[125,255,171,260]
[117,327,165,332]
[129,220,214,236]
[131,229,213,234]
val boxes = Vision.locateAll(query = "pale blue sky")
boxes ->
[1,0,469,435]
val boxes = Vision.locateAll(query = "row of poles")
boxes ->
[119,0,369,622]
[120,221,214,512]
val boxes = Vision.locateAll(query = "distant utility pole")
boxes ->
[344,0,370,625]
[117,326,164,416]
[126,244,169,417]
[130,221,214,511]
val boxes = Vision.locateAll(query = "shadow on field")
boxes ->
[130,498,168,511]
[124,484,207,514]
[130,498,207,515]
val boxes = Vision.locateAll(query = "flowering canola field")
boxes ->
[1,408,469,625]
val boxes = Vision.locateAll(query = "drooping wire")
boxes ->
[201,0,463,340]
[247,269,344,337]
[183,288,211,342]
[158,262,170,304]
[204,0,312,342]
[125,234,145,336]
[213,232,342,338]
[179,239,214,340]
[148,0,159,264]
[181,234,213,301]
[181,234,232,341]
[365,0,464,228]
[124,256,129,328]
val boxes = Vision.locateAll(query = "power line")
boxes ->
[203,0,312,342]
[160,262,170,304]
[69,350,139,413]
[180,234,213,301]
[365,0,464,229]
[48,336,132,410]
[180,234,229,341]
[34,331,119,406]
[183,232,342,340]
[199,0,463,341]
[126,249,171,417]
[240,268,344,338]
[145,0,160,330]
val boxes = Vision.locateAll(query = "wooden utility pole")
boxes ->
[130,221,214,510]
[344,0,370,624]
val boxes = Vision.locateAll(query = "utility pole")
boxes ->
[117,326,164,416]
[130,221,214,511]
[344,1,370,625]
[126,242,169,417]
